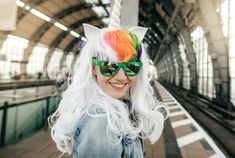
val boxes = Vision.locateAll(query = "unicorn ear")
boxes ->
[129,26,148,42]
[83,23,101,40]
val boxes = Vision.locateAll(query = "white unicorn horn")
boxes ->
[108,0,122,28]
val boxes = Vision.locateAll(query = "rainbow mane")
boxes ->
[104,30,141,62]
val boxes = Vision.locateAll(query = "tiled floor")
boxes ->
[145,134,166,158]
[174,123,197,138]
[155,81,226,158]
[170,115,188,122]
[0,130,71,158]
[180,139,215,158]
[0,129,166,158]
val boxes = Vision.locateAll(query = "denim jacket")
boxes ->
[72,106,146,158]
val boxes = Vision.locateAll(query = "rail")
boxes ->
[0,80,55,90]
[0,95,59,147]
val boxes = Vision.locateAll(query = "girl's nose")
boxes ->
[113,67,127,80]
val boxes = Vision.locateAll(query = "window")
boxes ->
[173,52,180,86]
[218,0,235,105]
[178,38,190,90]
[65,52,74,68]
[27,43,48,76]
[47,49,63,79]
[0,35,28,79]
[191,27,214,99]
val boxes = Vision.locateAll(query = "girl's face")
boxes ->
[93,64,136,99]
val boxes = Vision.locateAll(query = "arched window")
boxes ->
[191,27,214,99]
[173,52,179,86]
[156,61,166,81]
[47,49,63,79]
[27,43,48,76]
[178,37,190,90]
[218,0,235,105]
[0,35,28,79]
[65,52,74,68]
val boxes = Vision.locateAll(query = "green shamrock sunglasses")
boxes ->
[92,57,143,77]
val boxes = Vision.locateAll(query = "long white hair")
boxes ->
[49,27,168,155]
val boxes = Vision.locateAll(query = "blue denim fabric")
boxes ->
[72,108,146,158]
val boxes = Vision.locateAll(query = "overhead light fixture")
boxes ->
[85,0,98,3]
[70,31,80,38]
[24,5,31,11]
[102,18,110,25]
[16,0,25,7]
[30,9,51,22]
[92,6,107,17]
[81,37,87,41]
[101,0,110,4]
[54,22,68,31]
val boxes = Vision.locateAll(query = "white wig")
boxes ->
[49,0,168,155]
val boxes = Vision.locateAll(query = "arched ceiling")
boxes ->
[11,0,110,52]
[2,0,220,61]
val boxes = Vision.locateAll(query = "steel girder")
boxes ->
[154,1,181,64]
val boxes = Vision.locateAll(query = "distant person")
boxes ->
[9,72,13,79]
[49,0,168,157]
[37,72,42,80]
[61,66,72,84]
[55,66,72,89]
[55,72,64,88]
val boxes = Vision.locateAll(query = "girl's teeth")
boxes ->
[110,83,125,88]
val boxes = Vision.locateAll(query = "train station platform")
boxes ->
[0,81,230,158]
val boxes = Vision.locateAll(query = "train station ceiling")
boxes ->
[0,0,222,60]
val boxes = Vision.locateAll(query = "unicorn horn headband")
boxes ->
[109,0,121,28]
[83,0,148,43]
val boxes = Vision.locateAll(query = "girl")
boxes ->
[50,0,168,157]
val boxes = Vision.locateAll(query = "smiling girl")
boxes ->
[49,0,168,157]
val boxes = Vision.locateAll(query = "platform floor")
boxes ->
[154,81,226,158]
[0,129,69,158]
[0,81,227,158]
[0,129,166,158]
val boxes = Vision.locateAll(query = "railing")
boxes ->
[0,80,55,90]
[0,80,56,103]
[0,95,59,147]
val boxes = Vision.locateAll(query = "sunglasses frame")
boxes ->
[92,57,143,77]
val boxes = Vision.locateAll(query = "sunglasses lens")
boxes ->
[124,62,142,76]
[93,57,142,77]
[100,62,119,76]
